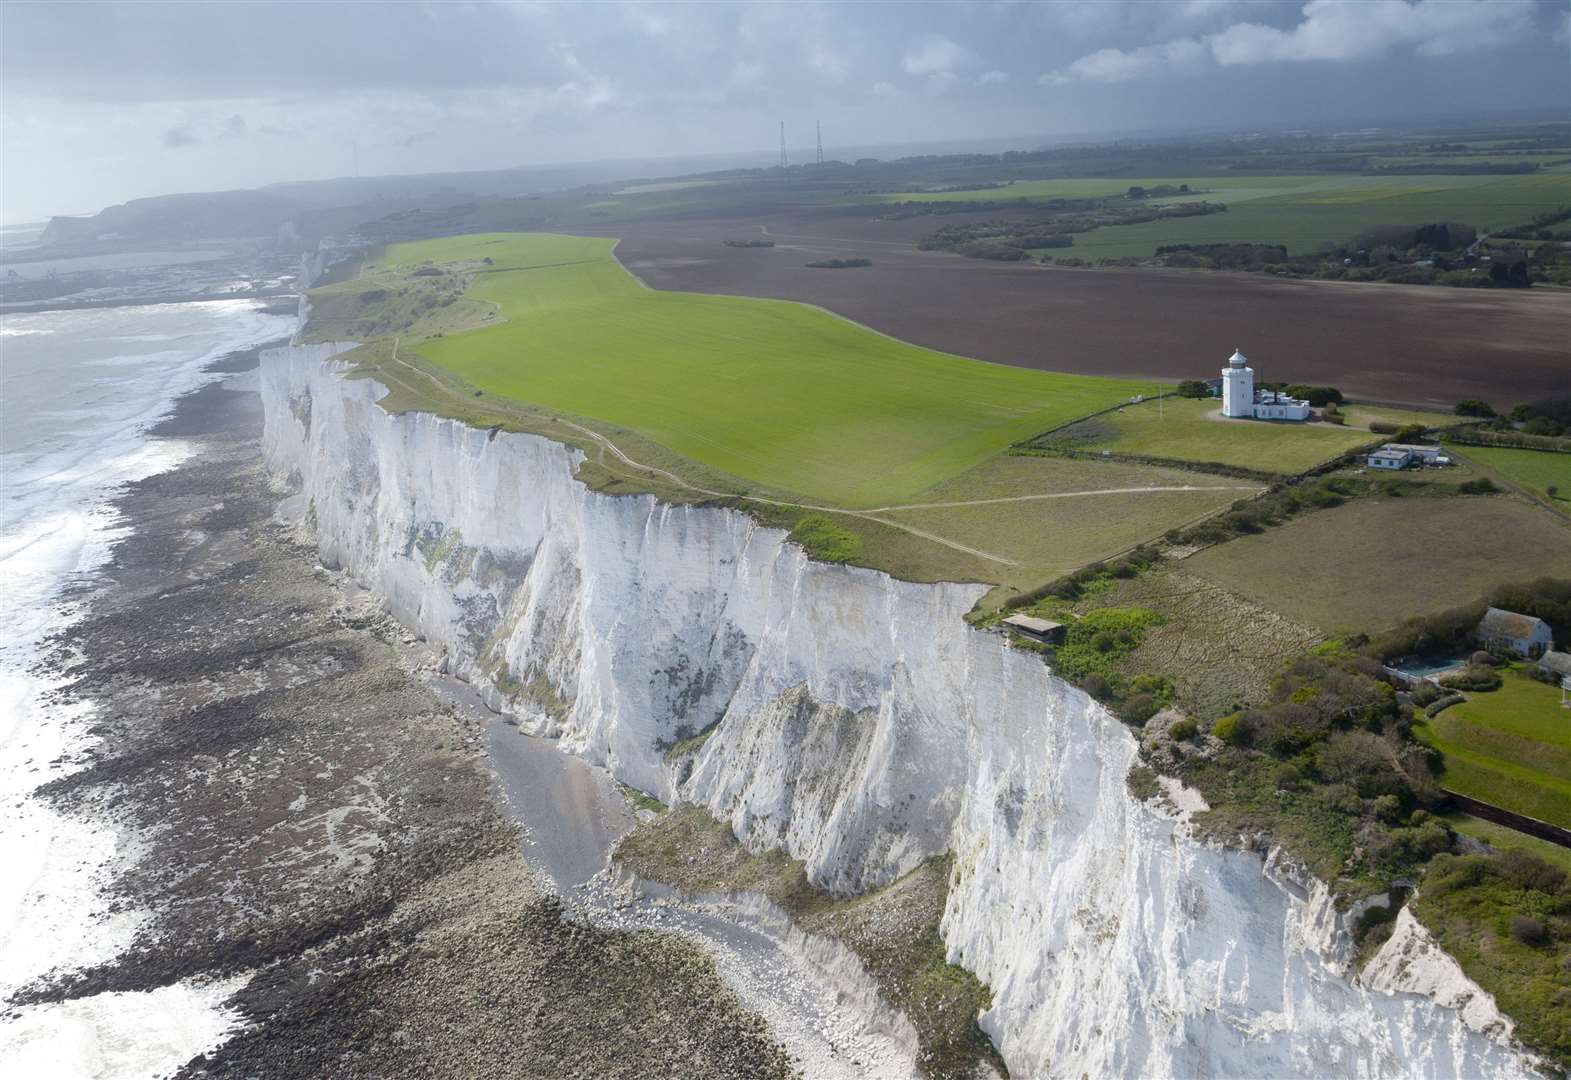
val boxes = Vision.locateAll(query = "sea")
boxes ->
[0,290,296,1077]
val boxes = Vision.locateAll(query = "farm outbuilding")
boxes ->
[1367,448,1412,470]
[1002,614,1066,645]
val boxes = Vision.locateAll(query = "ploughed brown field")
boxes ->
[577,209,1569,409]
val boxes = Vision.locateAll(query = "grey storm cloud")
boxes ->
[161,123,200,148]
[3,0,1567,224]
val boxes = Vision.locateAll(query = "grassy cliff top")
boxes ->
[313,231,1149,508]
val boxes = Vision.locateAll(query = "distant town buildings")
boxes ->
[1220,349,1311,421]
[1475,607,1554,658]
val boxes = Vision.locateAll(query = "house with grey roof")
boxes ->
[1538,650,1571,681]
[1474,607,1554,658]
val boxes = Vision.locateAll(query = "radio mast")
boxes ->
[779,121,788,169]
[816,120,824,165]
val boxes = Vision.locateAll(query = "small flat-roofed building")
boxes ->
[1002,614,1066,645]
[1368,448,1412,470]
[1385,443,1449,465]
[1475,607,1554,658]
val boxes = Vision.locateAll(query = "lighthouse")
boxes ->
[1221,348,1254,418]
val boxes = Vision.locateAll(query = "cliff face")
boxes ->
[262,342,1537,1078]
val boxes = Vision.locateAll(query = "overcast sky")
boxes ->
[3,0,1568,224]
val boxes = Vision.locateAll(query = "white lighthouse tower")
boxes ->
[1221,348,1254,418]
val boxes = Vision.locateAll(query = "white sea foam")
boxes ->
[0,298,293,1078]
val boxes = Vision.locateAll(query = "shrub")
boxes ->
[1458,478,1499,495]
[1355,903,1397,941]
[1319,782,1364,816]
[1320,731,1410,799]
[1168,718,1199,741]
[787,515,862,563]
[1393,423,1429,443]
[1369,421,1399,435]
[1079,673,1111,700]
[1121,693,1162,725]
[1372,820,1452,868]
[1455,399,1497,418]
[1176,379,1211,399]
[1212,711,1248,745]
[1440,666,1502,691]
[1374,793,1405,823]
[1271,762,1304,791]
[1470,650,1496,667]
[1511,914,1551,948]
[1497,849,1569,896]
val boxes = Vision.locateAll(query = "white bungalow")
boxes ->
[1220,349,1311,421]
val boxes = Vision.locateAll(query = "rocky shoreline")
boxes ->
[14,350,792,1078]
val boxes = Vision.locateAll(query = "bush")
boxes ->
[1320,731,1410,799]
[1440,666,1502,691]
[1079,673,1111,700]
[1355,902,1398,942]
[1369,421,1399,435]
[1458,478,1499,495]
[1497,848,1569,896]
[787,515,862,563]
[1393,423,1429,443]
[1318,782,1364,816]
[1455,399,1497,418]
[1511,914,1551,948]
[1176,379,1211,399]
[1121,693,1162,724]
[1470,650,1497,667]
[1271,762,1304,791]
[1168,718,1199,741]
[1212,711,1248,745]
[1374,793,1405,823]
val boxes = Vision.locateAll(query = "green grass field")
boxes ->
[1451,445,1571,507]
[1050,396,1383,474]
[388,233,1145,507]
[1066,172,1571,258]
[1415,668,1571,829]
[885,172,1571,258]
[1183,496,1571,635]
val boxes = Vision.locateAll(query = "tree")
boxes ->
[1176,379,1210,399]
[1393,423,1428,443]
[1454,399,1496,418]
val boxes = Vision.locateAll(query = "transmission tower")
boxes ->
[816,120,824,165]
[779,121,788,168]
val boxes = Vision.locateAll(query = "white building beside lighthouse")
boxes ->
[1220,348,1311,421]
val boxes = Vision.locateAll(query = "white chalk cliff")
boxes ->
[262,342,1541,1079]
